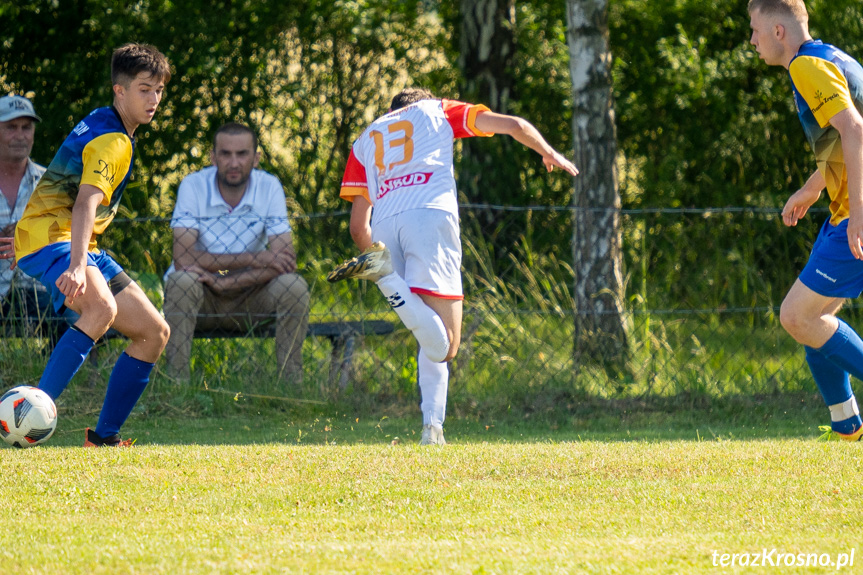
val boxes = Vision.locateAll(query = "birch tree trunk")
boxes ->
[457,0,521,203]
[459,0,516,113]
[565,0,630,375]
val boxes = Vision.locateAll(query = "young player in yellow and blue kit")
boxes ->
[10,43,171,447]
[749,0,863,440]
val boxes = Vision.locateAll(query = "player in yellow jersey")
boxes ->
[749,0,863,440]
[2,43,171,447]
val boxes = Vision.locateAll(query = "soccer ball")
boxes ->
[0,386,58,448]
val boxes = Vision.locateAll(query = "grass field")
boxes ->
[2,398,861,574]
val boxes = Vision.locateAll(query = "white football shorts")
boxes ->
[372,208,463,299]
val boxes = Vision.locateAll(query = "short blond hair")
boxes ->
[748,0,808,23]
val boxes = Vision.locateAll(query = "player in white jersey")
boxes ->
[328,88,578,445]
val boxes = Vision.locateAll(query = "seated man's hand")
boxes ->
[252,249,296,274]
[183,264,235,295]
[270,248,297,274]
[0,236,16,269]
[177,264,218,287]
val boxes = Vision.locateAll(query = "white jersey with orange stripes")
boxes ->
[340,99,492,223]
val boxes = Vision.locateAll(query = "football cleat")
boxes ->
[420,424,446,446]
[817,424,863,442]
[83,427,135,448]
[327,242,393,283]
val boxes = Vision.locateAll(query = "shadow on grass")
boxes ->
[38,392,829,448]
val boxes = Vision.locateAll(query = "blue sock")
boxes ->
[818,320,863,381]
[38,325,96,400]
[813,319,863,433]
[805,345,861,434]
[95,353,154,439]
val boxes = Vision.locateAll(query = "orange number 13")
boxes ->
[370,120,414,173]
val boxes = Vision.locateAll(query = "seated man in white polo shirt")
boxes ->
[163,122,310,383]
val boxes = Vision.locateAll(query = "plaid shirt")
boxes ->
[1,159,46,297]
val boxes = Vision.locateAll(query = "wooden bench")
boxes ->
[95,319,395,391]
[5,309,395,391]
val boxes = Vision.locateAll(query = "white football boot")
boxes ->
[327,241,393,283]
[420,424,446,446]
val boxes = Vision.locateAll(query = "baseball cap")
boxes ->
[0,95,41,123]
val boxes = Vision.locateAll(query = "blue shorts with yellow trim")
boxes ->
[16,243,125,313]
[799,218,863,298]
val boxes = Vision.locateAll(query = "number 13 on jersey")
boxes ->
[370,120,414,174]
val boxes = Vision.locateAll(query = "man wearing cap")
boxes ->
[0,95,67,343]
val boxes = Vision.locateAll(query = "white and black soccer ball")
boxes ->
[0,386,58,448]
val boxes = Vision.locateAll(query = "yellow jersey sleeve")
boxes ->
[789,56,855,128]
[80,133,133,203]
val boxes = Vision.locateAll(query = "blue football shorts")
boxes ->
[17,242,127,313]
[799,218,863,298]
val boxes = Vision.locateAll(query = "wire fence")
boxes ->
[1,204,839,408]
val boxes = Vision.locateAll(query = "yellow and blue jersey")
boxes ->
[14,106,135,259]
[789,40,863,226]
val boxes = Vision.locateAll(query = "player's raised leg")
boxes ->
[329,242,452,362]
[375,267,452,363]
[418,292,462,363]
[87,280,169,446]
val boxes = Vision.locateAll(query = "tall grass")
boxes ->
[0,209,831,420]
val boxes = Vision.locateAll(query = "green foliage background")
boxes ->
[0,0,455,277]
[4,0,861,306]
[3,0,863,406]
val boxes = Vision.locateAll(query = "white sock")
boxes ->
[418,349,448,427]
[829,396,860,421]
[376,272,450,362]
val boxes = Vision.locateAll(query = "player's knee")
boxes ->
[423,338,451,363]
[779,300,804,339]
[81,294,118,328]
[140,315,171,354]
[443,337,460,362]
[155,317,171,350]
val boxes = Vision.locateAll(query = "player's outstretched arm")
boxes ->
[474,111,579,177]
[782,170,824,227]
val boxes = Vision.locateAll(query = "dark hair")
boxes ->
[747,0,808,22]
[390,88,436,111]
[111,43,171,87]
[213,122,258,152]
